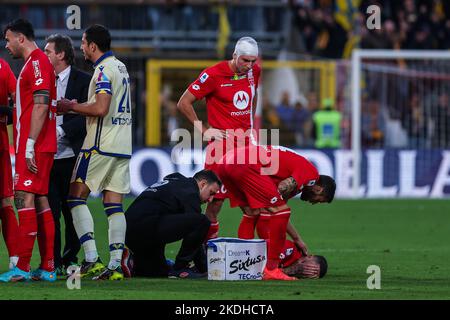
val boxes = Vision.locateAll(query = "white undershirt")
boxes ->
[55,66,75,159]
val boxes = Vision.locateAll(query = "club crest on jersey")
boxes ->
[231,74,247,81]
[32,60,41,78]
[233,91,249,110]
[199,72,209,83]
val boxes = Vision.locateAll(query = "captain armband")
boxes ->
[33,90,50,105]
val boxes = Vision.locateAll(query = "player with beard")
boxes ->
[214,144,335,280]
[1,19,57,282]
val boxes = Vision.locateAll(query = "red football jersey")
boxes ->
[280,239,303,268]
[188,61,261,130]
[14,49,56,154]
[264,145,319,195]
[0,58,16,151]
[231,145,319,195]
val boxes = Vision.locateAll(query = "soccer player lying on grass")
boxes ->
[215,144,335,280]
[279,239,328,279]
[256,215,328,279]
[122,170,221,279]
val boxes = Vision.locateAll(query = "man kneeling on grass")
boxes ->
[121,170,221,279]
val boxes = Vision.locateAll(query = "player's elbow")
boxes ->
[98,108,109,117]
[176,99,188,113]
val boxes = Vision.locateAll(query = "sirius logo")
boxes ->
[233,91,249,110]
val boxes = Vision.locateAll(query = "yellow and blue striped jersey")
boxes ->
[82,51,132,158]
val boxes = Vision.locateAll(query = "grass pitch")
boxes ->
[0,199,449,300]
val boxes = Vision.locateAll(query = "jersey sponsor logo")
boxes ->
[35,78,43,86]
[32,60,41,78]
[230,110,251,116]
[111,116,132,126]
[233,91,250,110]
[220,83,233,87]
[199,72,209,83]
[192,84,200,90]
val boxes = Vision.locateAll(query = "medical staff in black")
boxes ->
[123,170,221,278]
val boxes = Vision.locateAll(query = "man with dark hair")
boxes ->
[256,219,328,279]
[214,144,335,280]
[84,24,111,53]
[57,24,133,281]
[44,34,91,275]
[0,19,57,282]
[279,240,328,279]
[122,170,221,278]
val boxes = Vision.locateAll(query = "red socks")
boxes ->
[256,213,271,239]
[237,214,257,239]
[16,208,38,272]
[15,207,55,272]
[266,209,290,270]
[37,208,55,272]
[0,205,20,258]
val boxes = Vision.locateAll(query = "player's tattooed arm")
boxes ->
[33,90,50,105]
[278,176,298,199]
[14,191,27,210]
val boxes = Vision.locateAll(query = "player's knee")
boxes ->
[69,182,90,199]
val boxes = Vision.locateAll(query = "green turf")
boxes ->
[0,199,449,300]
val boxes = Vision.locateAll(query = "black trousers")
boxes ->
[125,212,210,277]
[48,156,80,268]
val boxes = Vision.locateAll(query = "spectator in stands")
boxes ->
[276,91,293,127]
[432,92,450,148]
[262,95,280,130]
[292,101,312,147]
[161,84,179,145]
[403,93,428,148]
[362,99,385,148]
[275,91,297,145]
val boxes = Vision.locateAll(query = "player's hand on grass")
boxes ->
[57,98,76,115]
[25,138,38,174]
[203,127,227,141]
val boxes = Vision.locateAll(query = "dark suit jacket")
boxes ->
[60,66,91,156]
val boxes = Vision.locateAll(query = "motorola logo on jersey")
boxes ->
[233,91,249,110]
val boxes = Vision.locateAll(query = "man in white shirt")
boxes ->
[44,34,91,275]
